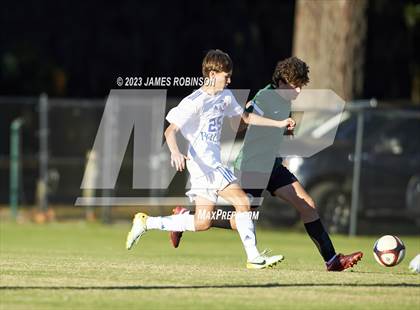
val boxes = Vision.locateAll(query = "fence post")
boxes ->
[349,109,364,236]
[9,118,24,220]
[101,99,118,223]
[38,93,49,213]
[348,99,377,236]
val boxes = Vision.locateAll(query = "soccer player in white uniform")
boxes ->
[171,57,363,272]
[126,49,295,269]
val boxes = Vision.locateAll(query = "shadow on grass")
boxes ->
[1,283,419,290]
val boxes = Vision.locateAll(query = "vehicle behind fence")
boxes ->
[1,96,419,234]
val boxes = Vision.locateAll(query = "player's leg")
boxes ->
[273,181,335,260]
[169,197,216,249]
[193,196,216,231]
[169,205,235,248]
[218,183,283,268]
[129,172,222,250]
[170,206,190,248]
[218,183,258,258]
[263,163,338,263]
[171,173,265,235]
[175,193,262,233]
[210,172,267,230]
[273,181,363,271]
[126,207,196,250]
[210,189,264,230]
[211,208,237,229]
[169,169,232,247]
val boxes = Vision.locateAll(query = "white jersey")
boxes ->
[166,88,243,177]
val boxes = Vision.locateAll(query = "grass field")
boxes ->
[0,221,419,309]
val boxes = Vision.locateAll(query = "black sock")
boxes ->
[304,219,336,262]
[212,219,234,229]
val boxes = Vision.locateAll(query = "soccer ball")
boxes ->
[373,235,405,267]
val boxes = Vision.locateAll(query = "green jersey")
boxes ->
[234,84,291,173]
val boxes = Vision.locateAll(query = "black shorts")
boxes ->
[238,159,298,205]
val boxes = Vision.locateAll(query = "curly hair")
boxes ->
[202,49,233,77]
[272,56,310,88]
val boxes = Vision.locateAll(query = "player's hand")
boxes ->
[278,117,296,129]
[170,152,189,172]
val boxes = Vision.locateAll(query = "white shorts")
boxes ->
[186,166,237,204]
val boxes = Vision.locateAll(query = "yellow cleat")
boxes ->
[126,213,148,250]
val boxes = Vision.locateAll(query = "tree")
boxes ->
[293,0,368,101]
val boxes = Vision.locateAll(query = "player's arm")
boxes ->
[227,92,294,130]
[164,123,189,172]
[229,101,253,132]
[232,100,278,132]
[241,107,295,129]
[229,113,247,132]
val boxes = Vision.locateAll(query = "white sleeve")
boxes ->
[224,91,244,118]
[166,98,199,129]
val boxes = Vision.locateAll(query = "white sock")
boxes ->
[146,214,195,232]
[185,214,195,231]
[235,211,259,261]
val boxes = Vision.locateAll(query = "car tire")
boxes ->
[309,182,351,234]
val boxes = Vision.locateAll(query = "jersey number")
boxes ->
[208,116,223,132]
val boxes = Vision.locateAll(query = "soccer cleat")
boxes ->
[126,213,148,250]
[169,206,189,248]
[326,251,363,271]
[246,249,284,270]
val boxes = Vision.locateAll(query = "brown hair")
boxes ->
[272,56,310,87]
[202,49,233,77]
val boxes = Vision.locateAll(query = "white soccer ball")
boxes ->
[373,235,405,267]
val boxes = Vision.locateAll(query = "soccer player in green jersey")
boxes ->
[171,57,363,271]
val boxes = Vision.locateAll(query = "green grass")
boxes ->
[0,221,419,309]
